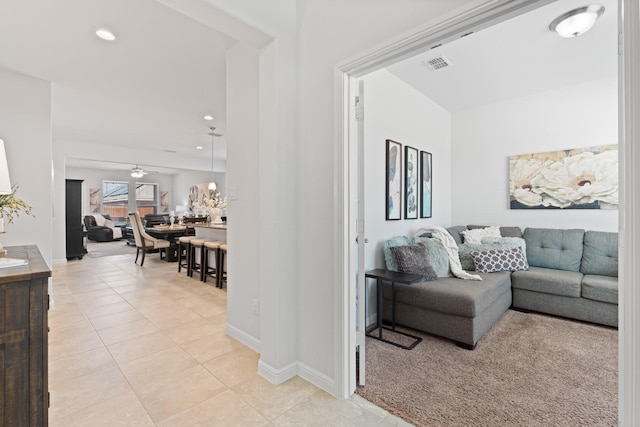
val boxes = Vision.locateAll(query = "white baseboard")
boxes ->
[298,362,336,395]
[257,360,298,385]
[52,258,68,265]
[225,323,260,353]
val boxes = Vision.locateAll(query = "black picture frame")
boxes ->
[404,146,418,219]
[385,139,402,220]
[420,151,433,218]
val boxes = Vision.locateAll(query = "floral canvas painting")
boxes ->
[509,145,618,209]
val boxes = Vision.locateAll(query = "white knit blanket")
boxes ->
[414,225,482,281]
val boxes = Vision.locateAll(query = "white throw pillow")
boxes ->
[92,214,106,226]
[460,226,501,245]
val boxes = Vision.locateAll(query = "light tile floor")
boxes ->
[49,248,412,426]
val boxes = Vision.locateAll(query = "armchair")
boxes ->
[83,214,123,242]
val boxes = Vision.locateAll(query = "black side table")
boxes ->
[365,268,424,350]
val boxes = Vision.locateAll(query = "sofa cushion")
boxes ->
[383,271,511,318]
[383,271,512,318]
[471,247,529,273]
[412,236,450,277]
[580,231,618,277]
[447,225,468,245]
[389,244,438,280]
[499,226,523,238]
[458,237,527,271]
[524,228,585,272]
[511,266,583,298]
[383,236,411,271]
[582,275,618,304]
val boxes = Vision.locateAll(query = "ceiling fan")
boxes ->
[130,165,148,178]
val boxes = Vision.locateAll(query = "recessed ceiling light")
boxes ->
[96,28,116,41]
[196,146,203,150]
[203,115,214,121]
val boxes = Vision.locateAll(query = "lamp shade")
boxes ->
[549,5,604,38]
[208,181,217,191]
[0,139,12,195]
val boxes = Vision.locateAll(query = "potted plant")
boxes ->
[0,186,33,232]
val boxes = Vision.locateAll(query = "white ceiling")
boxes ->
[0,0,232,173]
[387,0,617,112]
[0,0,617,174]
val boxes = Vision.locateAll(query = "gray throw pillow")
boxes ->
[389,244,438,280]
[383,236,411,271]
[412,236,450,277]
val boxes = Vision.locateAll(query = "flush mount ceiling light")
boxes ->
[96,28,116,41]
[203,115,214,121]
[549,5,604,38]
[130,165,147,178]
[207,126,223,191]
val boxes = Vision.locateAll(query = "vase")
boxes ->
[209,208,223,225]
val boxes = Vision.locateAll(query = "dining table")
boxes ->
[145,225,195,261]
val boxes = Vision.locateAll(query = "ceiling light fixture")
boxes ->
[203,115,214,121]
[96,28,116,41]
[549,5,604,38]
[131,165,146,178]
[207,126,222,191]
[195,146,203,150]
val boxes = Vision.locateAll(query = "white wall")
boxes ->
[296,0,470,395]
[183,0,470,396]
[362,69,452,323]
[363,69,452,270]
[225,41,262,348]
[451,77,618,232]
[0,69,53,265]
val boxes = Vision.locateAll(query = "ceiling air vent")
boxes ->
[423,55,452,71]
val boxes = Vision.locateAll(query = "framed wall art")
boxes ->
[404,145,418,219]
[509,144,618,209]
[385,139,402,220]
[420,151,432,218]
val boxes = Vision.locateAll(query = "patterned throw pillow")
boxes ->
[470,246,529,273]
[389,244,438,280]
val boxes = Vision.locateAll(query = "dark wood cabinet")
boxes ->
[65,179,84,260]
[0,245,51,426]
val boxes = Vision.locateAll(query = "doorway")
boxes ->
[340,0,626,414]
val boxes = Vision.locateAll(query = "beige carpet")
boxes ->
[357,310,617,426]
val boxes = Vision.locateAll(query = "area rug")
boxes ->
[357,310,617,426]
[86,240,136,258]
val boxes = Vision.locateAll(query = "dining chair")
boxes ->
[128,212,171,266]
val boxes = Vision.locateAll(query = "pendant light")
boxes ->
[208,126,222,190]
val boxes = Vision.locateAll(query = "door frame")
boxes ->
[335,0,639,423]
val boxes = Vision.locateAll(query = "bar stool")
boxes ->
[188,238,206,279]
[177,235,196,275]
[218,243,228,288]
[202,241,223,284]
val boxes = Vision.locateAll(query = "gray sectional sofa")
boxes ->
[380,225,618,349]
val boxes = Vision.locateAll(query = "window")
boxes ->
[102,181,129,218]
[135,183,158,216]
